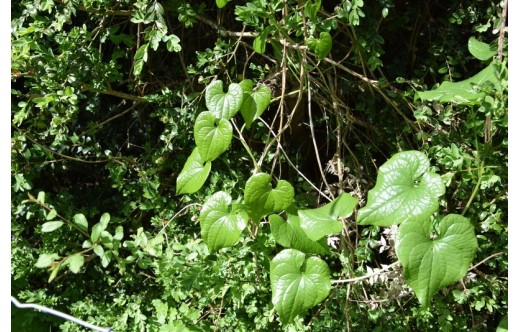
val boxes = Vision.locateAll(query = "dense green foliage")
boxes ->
[12,0,507,331]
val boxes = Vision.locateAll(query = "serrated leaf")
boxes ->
[417,63,500,104]
[269,213,328,254]
[468,37,496,61]
[176,148,212,195]
[244,173,294,221]
[205,80,243,120]
[46,208,57,220]
[396,214,478,306]
[270,249,331,324]
[35,253,60,268]
[194,111,233,162]
[357,151,445,227]
[199,192,248,252]
[239,80,272,128]
[66,254,84,274]
[41,221,64,233]
[306,32,332,60]
[298,192,358,241]
[73,213,88,233]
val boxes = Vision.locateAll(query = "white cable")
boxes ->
[11,296,113,332]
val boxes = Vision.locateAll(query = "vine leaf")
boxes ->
[298,192,358,241]
[194,111,233,162]
[244,173,294,221]
[269,210,329,254]
[306,32,332,60]
[205,80,243,120]
[176,148,212,195]
[396,214,478,306]
[253,29,268,54]
[270,249,331,324]
[357,151,445,227]
[199,192,248,252]
[239,80,272,128]
[417,63,500,104]
[468,37,496,61]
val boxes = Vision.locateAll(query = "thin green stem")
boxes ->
[231,120,260,172]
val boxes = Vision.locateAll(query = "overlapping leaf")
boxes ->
[205,80,243,120]
[244,173,294,221]
[269,211,329,254]
[176,148,211,195]
[270,249,331,324]
[194,111,233,162]
[396,214,478,305]
[199,192,248,252]
[239,80,271,128]
[299,192,358,241]
[417,63,500,104]
[306,32,332,60]
[357,151,445,227]
[468,37,496,61]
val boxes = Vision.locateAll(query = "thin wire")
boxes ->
[11,296,113,332]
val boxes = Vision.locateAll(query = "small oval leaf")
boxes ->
[73,213,88,233]
[41,221,64,233]
[66,254,84,274]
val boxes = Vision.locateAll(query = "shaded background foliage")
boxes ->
[11,0,507,331]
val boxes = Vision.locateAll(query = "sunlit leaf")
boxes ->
[357,151,445,227]
[244,173,294,221]
[270,249,331,323]
[176,148,212,195]
[194,111,233,162]
[205,80,243,119]
[396,214,478,305]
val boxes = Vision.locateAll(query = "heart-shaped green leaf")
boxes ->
[417,63,500,104]
[468,37,496,61]
[270,249,331,324]
[194,111,233,162]
[396,214,478,306]
[306,32,332,60]
[299,192,358,241]
[253,30,268,54]
[199,192,248,252]
[357,151,445,227]
[239,80,272,129]
[176,148,212,195]
[269,211,329,254]
[244,173,294,221]
[205,80,243,120]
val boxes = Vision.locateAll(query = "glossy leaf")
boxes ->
[239,80,272,128]
[205,80,243,119]
[306,32,332,60]
[176,148,212,195]
[270,249,331,324]
[41,221,64,232]
[244,173,294,221]
[299,192,358,241]
[357,151,445,227]
[199,191,248,252]
[194,111,233,162]
[417,63,500,104]
[468,37,496,61]
[269,213,328,254]
[396,214,478,305]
